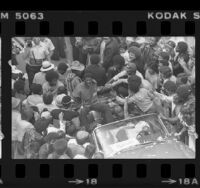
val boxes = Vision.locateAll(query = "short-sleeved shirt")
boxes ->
[72,82,98,106]
[30,43,49,59]
[41,38,55,52]
[33,72,46,86]
[28,43,49,66]
[127,88,154,112]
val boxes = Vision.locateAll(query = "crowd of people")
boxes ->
[11,37,196,159]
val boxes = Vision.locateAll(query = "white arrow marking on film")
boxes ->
[162,178,177,184]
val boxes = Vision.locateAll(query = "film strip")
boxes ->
[0,10,199,188]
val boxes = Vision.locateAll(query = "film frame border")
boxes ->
[0,10,199,188]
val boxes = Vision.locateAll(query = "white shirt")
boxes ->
[33,72,46,86]
[41,38,55,52]
[12,110,33,142]
[30,42,49,59]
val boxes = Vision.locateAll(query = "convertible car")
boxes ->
[92,113,195,159]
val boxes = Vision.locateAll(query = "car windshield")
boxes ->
[94,114,167,158]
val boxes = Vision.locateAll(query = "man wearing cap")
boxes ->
[33,61,55,86]
[73,73,114,131]
[23,37,50,87]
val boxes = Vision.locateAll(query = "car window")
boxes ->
[95,114,166,158]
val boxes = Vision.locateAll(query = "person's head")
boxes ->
[159,66,172,79]
[158,51,170,61]
[40,61,55,73]
[55,94,73,109]
[62,95,73,109]
[43,92,54,105]
[119,43,127,54]
[158,59,169,69]
[30,83,43,95]
[128,75,142,93]
[147,60,159,74]
[148,37,158,46]
[34,117,52,134]
[112,55,125,70]
[163,80,177,96]
[21,104,34,121]
[167,40,176,49]
[176,73,188,86]
[84,73,95,87]
[173,84,192,104]
[176,41,188,53]
[126,62,137,76]
[76,130,89,145]
[44,132,65,144]
[33,37,40,45]
[57,62,68,75]
[125,37,134,46]
[53,138,68,155]
[128,46,141,61]
[45,70,59,86]
[14,79,25,94]
[57,86,68,95]
[90,54,100,65]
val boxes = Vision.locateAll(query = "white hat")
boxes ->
[70,61,85,71]
[55,94,66,107]
[40,61,55,72]
[41,111,52,119]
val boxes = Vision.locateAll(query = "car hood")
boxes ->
[109,139,195,159]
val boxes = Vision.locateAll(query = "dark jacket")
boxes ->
[102,38,119,70]
[85,64,107,86]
